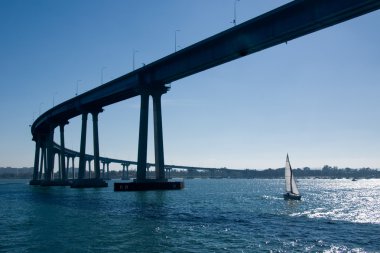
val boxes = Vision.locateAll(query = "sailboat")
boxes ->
[283,154,301,200]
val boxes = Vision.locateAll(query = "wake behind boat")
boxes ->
[283,154,301,200]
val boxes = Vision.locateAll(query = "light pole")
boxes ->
[233,0,240,26]
[76,79,82,96]
[53,92,58,107]
[133,50,138,70]
[101,66,107,84]
[175,30,180,52]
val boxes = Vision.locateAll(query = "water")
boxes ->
[0,178,379,252]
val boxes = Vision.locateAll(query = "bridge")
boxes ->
[30,0,380,189]
[46,143,242,181]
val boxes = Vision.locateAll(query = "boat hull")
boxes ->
[283,193,301,200]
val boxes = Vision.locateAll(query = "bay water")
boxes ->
[1,178,379,252]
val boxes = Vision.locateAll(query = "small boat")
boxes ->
[283,154,301,200]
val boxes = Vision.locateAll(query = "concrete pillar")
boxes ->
[121,163,129,180]
[151,88,167,181]
[136,92,149,181]
[39,146,44,180]
[66,156,70,179]
[146,165,150,179]
[46,126,55,181]
[40,142,46,180]
[166,167,171,179]
[71,157,75,179]
[102,161,105,179]
[91,110,102,179]
[43,144,48,179]
[57,153,61,179]
[210,169,215,178]
[125,163,129,180]
[51,152,57,180]
[33,137,41,180]
[88,159,92,179]
[107,162,110,180]
[78,112,88,179]
[59,123,67,180]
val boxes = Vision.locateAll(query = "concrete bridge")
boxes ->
[40,143,241,181]
[30,0,380,188]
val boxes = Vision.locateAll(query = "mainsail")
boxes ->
[285,154,299,195]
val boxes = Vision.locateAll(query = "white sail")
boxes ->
[290,171,300,195]
[285,154,299,195]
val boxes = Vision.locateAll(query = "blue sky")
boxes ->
[0,1,379,170]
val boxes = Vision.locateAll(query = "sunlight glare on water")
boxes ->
[295,179,380,224]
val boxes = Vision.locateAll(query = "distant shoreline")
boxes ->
[1,166,379,180]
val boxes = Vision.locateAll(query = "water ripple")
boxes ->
[1,179,379,252]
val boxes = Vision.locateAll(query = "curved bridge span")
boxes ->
[30,0,380,187]
[50,143,239,181]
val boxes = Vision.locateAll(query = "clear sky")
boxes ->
[0,1,379,170]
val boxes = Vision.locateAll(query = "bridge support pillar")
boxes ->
[57,153,61,179]
[210,169,215,178]
[125,164,129,180]
[146,165,150,179]
[136,92,149,181]
[66,156,70,180]
[78,112,88,179]
[88,159,92,178]
[102,161,105,179]
[32,137,41,181]
[46,126,55,181]
[40,141,46,180]
[91,109,103,179]
[152,87,168,181]
[59,122,68,180]
[71,157,75,179]
[166,167,172,179]
[135,85,169,184]
[122,163,130,180]
[107,162,110,180]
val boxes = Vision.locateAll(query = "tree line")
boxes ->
[0,166,379,179]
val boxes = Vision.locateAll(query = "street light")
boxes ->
[53,92,58,107]
[76,79,82,96]
[175,30,180,52]
[233,0,240,26]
